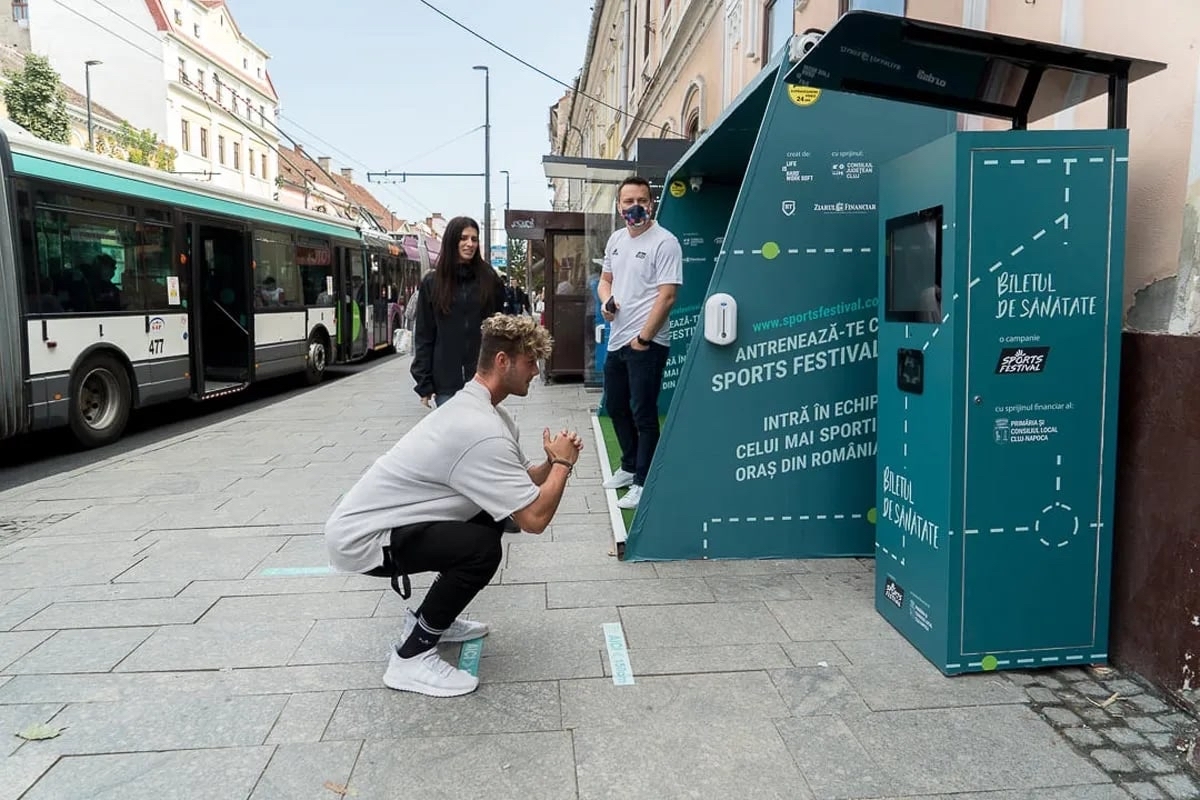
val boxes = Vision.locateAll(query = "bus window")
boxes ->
[252,230,302,308]
[135,223,175,310]
[34,205,136,313]
[296,237,333,306]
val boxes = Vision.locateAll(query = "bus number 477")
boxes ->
[148,339,164,355]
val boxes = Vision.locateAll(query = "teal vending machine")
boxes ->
[875,128,1127,674]
[777,11,1163,674]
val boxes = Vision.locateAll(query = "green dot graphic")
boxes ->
[762,241,780,260]
[866,507,877,525]
[981,655,999,671]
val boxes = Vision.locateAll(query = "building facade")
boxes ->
[550,0,803,212]
[162,0,280,198]
[22,0,280,199]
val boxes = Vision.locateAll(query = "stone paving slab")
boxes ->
[324,682,562,740]
[249,741,361,800]
[199,591,383,624]
[19,693,287,757]
[0,355,1196,799]
[353,733,577,800]
[574,718,814,800]
[3,627,156,674]
[14,597,214,631]
[115,620,315,671]
[19,746,275,800]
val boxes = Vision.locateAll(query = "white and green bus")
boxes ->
[0,125,379,449]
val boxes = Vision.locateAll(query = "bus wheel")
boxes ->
[305,333,328,385]
[69,352,131,448]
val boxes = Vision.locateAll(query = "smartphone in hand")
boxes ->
[605,296,617,313]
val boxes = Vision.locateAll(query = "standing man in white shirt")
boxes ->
[324,314,583,697]
[596,176,683,509]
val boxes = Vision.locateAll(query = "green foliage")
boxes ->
[95,122,178,172]
[505,237,529,283]
[3,53,70,144]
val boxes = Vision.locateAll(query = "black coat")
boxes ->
[411,266,503,398]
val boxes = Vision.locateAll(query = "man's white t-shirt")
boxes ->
[323,380,540,573]
[603,222,683,351]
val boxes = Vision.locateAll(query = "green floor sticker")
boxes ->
[603,622,635,686]
[260,566,333,576]
[458,638,483,676]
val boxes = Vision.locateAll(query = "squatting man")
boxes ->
[323,314,583,697]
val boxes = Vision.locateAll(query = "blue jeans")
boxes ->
[603,342,669,486]
[434,392,455,408]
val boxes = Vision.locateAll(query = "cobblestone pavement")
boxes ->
[0,354,1195,799]
[1013,667,1199,798]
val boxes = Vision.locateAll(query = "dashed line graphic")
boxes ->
[964,453,1101,548]
[958,156,1107,549]
[701,511,873,555]
[726,244,874,259]
[978,153,1110,176]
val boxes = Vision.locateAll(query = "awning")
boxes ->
[542,154,639,183]
[783,10,1166,128]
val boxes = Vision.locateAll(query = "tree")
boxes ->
[3,53,69,144]
[94,122,177,172]
[505,237,530,285]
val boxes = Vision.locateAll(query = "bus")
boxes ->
[0,124,383,449]
[361,229,422,353]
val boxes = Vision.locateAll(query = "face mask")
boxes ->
[621,204,650,227]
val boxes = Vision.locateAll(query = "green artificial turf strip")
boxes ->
[597,413,667,531]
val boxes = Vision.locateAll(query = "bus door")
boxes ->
[337,245,368,362]
[369,251,390,350]
[186,218,252,397]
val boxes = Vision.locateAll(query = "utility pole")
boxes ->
[500,168,511,279]
[474,65,492,262]
[84,60,101,151]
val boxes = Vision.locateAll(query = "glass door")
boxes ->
[546,231,588,380]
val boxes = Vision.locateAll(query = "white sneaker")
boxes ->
[402,608,489,643]
[383,647,478,697]
[603,468,635,489]
[617,485,643,509]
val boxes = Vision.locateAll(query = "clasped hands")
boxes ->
[543,427,583,466]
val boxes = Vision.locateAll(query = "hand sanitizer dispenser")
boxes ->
[703,292,737,345]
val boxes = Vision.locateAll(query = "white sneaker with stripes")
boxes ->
[402,608,489,643]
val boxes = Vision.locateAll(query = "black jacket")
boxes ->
[411,266,503,398]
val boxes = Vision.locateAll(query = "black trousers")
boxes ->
[365,511,505,632]
[603,342,669,485]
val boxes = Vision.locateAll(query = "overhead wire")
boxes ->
[276,113,437,218]
[383,124,484,170]
[413,0,670,136]
[67,0,435,225]
[51,0,162,62]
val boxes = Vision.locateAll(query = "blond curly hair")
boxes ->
[478,313,554,369]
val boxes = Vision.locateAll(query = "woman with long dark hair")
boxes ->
[411,216,504,408]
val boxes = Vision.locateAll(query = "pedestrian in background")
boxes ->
[411,215,504,408]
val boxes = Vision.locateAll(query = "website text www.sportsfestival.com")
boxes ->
[751,296,879,334]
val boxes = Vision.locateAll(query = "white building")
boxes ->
[20,0,279,198]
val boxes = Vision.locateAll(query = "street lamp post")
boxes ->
[84,60,102,151]
[499,168,511,280]
[473,65,491,263]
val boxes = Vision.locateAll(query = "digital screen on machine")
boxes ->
[885,206,943,324]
